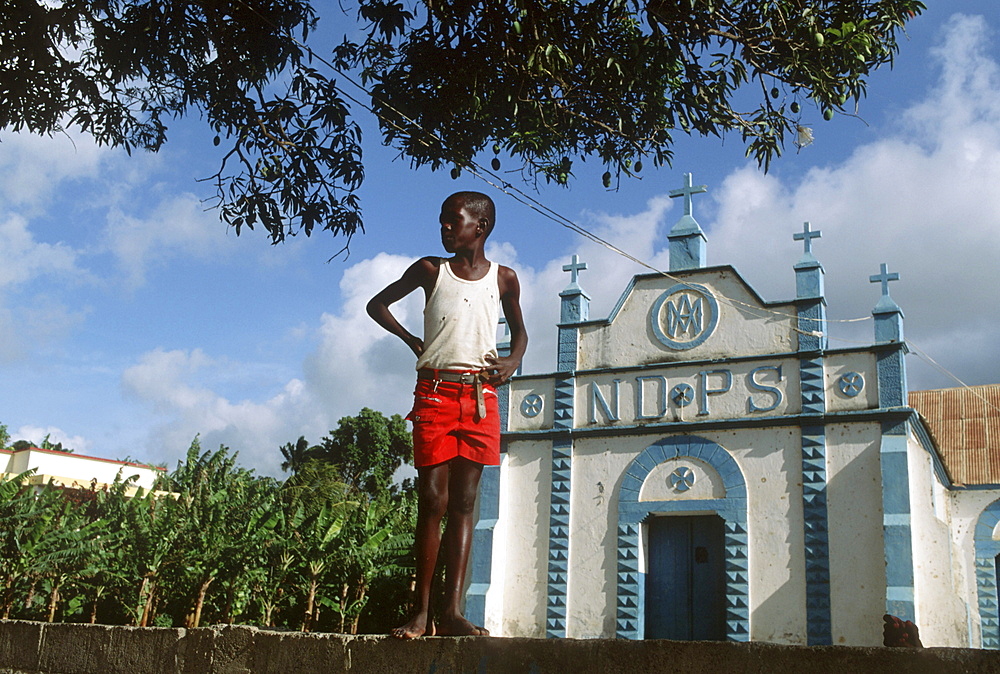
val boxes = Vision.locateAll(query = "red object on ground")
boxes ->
[883,614,923,648]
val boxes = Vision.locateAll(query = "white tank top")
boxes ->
[415,259,500,371]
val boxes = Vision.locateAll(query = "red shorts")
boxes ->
[407,378,501,468]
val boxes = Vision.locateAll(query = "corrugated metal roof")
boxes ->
[910,384,1000,486]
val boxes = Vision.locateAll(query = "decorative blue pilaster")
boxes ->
[616,521,642,639]
[870,263,903,344]
[977,558,1000,648]
[724,519,751,640]
[880,419,915,621]
[667,173,708,271]
[544,259,587,637]
[870,263,908,407]
[794,227,832,644]
[801,424,832,644]
[546,439,572,637]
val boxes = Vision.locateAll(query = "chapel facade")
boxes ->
[465,174,1000,648]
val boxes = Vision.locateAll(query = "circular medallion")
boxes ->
[671,383,694,407]
[838,372,864,398]
[670,466,696,492]
[520,393,544,418]
[649,283,719,350]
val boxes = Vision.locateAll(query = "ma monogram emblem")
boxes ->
[650,283,719,350]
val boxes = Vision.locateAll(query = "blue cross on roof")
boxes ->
[668,173,707,217]
[563,254,587,285]
[869,263,899,297]
[794,221,821,255]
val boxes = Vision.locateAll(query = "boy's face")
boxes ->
[439,197,484,253]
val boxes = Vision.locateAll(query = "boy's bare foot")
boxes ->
[391,614,435,639]
[436,615,489,637]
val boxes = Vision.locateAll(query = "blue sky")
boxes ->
[2,4,999,475]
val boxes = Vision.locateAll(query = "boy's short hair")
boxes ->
[448,191,496,233]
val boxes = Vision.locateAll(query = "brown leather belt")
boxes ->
[418,369,488,421]
[417,369,481,384]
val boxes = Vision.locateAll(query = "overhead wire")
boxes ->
[231,0,991,404]
[239,5,867,331]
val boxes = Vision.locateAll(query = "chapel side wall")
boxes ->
[566,429,807,644]
[950,488,1000,648]
[908,439,967,647]
[497,440,551,637]
[825,423,885,646]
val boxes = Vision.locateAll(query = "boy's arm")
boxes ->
[485,265,528,385]
[366,258,437,357]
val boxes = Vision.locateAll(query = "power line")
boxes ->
[231,1,994,409]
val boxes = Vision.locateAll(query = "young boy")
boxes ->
[367,191,527,638]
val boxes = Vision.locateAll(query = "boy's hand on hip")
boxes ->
[484,354,519,386]
[405,334,425,357]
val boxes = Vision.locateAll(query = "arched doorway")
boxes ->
[615,434,749,641]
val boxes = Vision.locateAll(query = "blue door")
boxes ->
[645,515,726,640]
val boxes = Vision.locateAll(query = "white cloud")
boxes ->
[121,348,320,474]
[0,214,84,288]
[0,132,109,209]
[705,13,1000,388]
[303,252,424,418]
[120,253,425,475]
[103,192,228,287]
[0,215,90,362]
[12,425,91,454]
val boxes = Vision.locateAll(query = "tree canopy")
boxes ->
[280,408,412,496]
[1,0,925,243]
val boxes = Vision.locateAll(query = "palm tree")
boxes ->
[279,436,316,474]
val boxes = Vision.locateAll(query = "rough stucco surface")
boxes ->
[951,489,1000,647]
[2,621,999,674]
[577,271,797,371]
[824,423,884,647]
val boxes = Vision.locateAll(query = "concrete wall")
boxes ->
[2,620,998,674]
